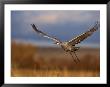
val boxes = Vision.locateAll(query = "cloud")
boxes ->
[35,13,58,23]
[11,10,100,43]
[19,11,100,25]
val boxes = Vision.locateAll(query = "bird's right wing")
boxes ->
[31,24,61,43]
[68,21,100,45]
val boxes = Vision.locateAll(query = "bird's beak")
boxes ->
[53,42,59,45]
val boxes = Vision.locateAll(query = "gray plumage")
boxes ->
[31,21,99,63]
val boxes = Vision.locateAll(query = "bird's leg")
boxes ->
[69,52,78,64]
[73,51,80,62]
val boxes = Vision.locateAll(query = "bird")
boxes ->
[31,21,100,64]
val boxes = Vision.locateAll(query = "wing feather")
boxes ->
[68,21,100,45]
[31,24,61,43]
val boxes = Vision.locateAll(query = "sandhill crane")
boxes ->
[31,21,99,64]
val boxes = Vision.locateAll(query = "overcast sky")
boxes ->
[11,10,100,44]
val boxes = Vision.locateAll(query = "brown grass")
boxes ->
[11,41,100,77]
[11,69,99,77]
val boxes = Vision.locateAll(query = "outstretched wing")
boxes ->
[68,21,100,45]
[31,24,61,43]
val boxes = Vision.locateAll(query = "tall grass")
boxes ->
[11,41,100,77]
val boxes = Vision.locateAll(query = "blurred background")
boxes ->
[11,10,100,77]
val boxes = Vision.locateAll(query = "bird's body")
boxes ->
[31,21,99,63]
[61,42,73,52]
[59,42,79,52]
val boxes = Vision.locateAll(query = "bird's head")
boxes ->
[53,42,60,45]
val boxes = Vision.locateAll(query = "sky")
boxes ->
[11,10,100,45]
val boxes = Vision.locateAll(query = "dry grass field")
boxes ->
[11,41,100,77]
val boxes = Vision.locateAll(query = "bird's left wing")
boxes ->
[31,24,61,43]
[68,21,100,45]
